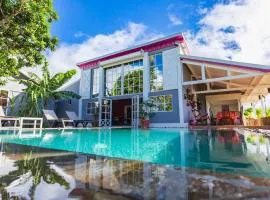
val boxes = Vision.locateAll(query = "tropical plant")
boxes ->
[243,108,253,119]
[266,108,270,117]
[0,0,58,85]
[12,63,80,117]
[184,88,202,118]
[139,100,156,120]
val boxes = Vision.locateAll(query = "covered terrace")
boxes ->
[180,55,270,127]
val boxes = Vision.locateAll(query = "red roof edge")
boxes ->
[78,34,184,69]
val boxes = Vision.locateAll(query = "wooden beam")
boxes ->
[194,87,252,94]
[183,73,259,86]
[201,64,206,80]
[181,60,263,75]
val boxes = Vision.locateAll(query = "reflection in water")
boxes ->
[0,129,270,199]
[0,151,70,199]
[0,143,270,199]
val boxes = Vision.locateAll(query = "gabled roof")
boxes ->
[180,55,270,73]
[77,33,186,70]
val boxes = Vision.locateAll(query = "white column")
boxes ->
[252,102,256,119]
[121,64,124,95]
[260,96,266,117]
[98,66,104,126]
[178,60,186,127]
[143,51,150,101]
[98,66,104,99]
[78,99,82,119]
[201,64,206,80]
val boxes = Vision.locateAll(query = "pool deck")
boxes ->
[190,125,270,130]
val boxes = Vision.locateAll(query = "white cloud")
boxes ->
[186,0,270,65]
[47,22,163,78]
[168,13,183,26]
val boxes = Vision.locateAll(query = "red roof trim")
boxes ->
[78,35,184,69]
[180,57,270,73]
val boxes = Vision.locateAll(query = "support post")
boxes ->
[143,51,150,101]
[98,67,104,126]
[201,64,206,80]
[78,99,82,119]
[252,103,256,119]
[260,95,266,117]
[178,60,186,127]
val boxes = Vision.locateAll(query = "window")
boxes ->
[0,90,8,108]
[123,59,143,94]
[150,53,163,92]
[104,59,144,96]
[92,68,100,98]
[151,95,173,112]
[105,65,122,96]
[87,101,99,115]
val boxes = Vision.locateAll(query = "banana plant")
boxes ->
[12,63,80,117]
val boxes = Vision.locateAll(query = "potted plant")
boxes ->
[139,100,155,129]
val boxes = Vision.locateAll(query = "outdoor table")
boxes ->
[0,117,20,128]
[19,117,43,129]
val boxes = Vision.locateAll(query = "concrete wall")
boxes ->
[162,48,179,90]
[55,99,79,118]
[60,80,80,94]
[80,68,91,98]
[150,89,180,123]
[55,80,81,118]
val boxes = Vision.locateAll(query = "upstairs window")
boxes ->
[123,59,143,94]
[150,53,163,92]
[105,65,122,96]
[92,68,100,98]
[104,59,144,96]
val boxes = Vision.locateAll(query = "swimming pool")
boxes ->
[1,128,270,178]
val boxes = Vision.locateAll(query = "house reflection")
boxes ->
[1,129,270,199]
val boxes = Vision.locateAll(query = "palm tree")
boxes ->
[12,63,80,117]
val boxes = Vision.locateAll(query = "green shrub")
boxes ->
[266,108,270,117]
[256,108,263,119]
[244,108,253,119]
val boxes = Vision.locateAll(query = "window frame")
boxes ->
[91,67,100,98]
[104,59,144,97]
[86,101,99,115]
[150,94,173,113]
[150,53,164,92]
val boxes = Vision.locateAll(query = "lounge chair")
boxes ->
[65,111,91,127]
[43,109,73,128]
[0,106,20,128]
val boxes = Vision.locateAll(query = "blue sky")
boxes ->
[51,0,215,44]
[47,0,270,75]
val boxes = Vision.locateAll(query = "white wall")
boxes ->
[79,69,91,98]
[162,47,179,90]
[0,80,25,92]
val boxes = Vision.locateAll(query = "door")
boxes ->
[99,98,112,127]
[131,95,140,127]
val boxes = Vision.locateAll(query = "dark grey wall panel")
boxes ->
[149,89,180,123]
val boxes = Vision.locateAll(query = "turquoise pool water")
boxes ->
[1,128,270,177]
